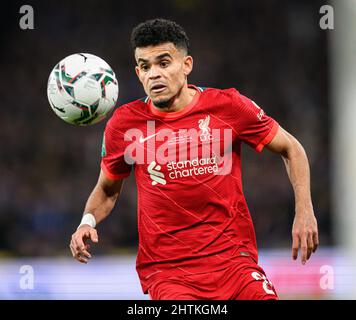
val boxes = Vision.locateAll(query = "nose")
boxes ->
[147,65,161,80]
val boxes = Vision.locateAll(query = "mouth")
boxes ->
[150,84,166,94]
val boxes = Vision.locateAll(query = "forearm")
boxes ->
[281,138,313,214]
[71,172,123,263]
[266,126,318,262]
[83,180,122,225]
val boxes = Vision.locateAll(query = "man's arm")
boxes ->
[265,126,319,264]
[69,169,124,263]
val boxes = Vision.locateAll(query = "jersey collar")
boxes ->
[148,84,201,119]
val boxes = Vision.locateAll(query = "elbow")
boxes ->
[283,134,307,161]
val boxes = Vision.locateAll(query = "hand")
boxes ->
[292,210,319,264]
[70,225,99,264]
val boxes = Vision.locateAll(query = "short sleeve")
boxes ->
[231,89,279,152]
[100,119,132,180]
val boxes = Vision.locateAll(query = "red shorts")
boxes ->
[148,257,278,300]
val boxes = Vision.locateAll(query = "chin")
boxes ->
[151,93,173,109]
[152,98,171,109]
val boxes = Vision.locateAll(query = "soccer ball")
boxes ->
[47,53,119,125]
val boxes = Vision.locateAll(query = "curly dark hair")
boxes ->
[130,18,189,54]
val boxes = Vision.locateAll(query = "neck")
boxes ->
[152,84,196,113]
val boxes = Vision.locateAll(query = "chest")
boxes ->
[126,111,236,186]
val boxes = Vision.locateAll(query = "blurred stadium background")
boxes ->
[0,0,354,299]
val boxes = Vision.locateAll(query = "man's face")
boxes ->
[135,42,193,108]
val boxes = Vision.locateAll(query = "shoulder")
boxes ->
[200,86,242,100]
[106,97,147,131]
[113,98,147,117]
[199,86,245,108]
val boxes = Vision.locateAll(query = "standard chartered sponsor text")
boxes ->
[167,156,218,179]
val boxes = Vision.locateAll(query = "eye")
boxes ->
[140,64,149,72]
[160,60,170,68]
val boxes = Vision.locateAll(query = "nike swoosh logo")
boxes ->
[139,133,159,143]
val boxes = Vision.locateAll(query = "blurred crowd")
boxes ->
[0,0,330,257]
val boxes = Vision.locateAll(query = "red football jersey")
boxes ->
[101,85,279,293]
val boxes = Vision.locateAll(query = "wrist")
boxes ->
[295,203,314,217]
[77,213,96,230]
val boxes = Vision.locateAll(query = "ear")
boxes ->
[135,66,142,81]
[183,55,193,76]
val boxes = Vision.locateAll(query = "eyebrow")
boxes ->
[137,53,172,64]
